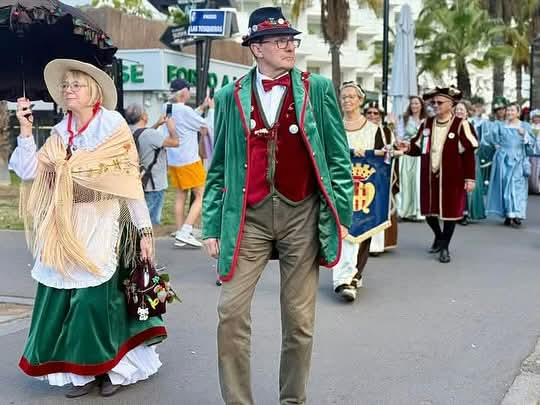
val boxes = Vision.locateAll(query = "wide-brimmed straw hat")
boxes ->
[44,59,117,110]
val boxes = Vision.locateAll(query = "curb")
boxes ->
[501,337,540,405]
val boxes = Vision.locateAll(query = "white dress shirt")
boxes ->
[255,69,288,126]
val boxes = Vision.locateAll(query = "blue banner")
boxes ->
[348,150,393,242]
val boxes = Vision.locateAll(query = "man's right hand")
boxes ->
[16,97,33,137]
[204,238,220,259]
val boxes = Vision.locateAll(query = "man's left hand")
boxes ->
[464,180,476,193]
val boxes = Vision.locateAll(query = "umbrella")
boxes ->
[389,4,417,123]
[0,0,117,102]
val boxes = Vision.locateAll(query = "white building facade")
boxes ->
[232,0,528,106]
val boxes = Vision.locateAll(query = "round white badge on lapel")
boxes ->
[423,128,430,136]
[289,124,299,134]
[448,132,455,139]
[250,119,256,130]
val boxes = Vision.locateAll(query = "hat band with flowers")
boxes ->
[241,6,301,46]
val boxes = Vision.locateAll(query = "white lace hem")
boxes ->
[35,345,161,387]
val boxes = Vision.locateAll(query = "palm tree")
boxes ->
[505,0,540,104]
[480,0,513,99]
[415,0,507,99]
[288,0,382,95]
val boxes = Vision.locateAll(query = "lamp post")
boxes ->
[382,0,390,121]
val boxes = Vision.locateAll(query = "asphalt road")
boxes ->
[1,196,539,405]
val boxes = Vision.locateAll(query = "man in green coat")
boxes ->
[202,7,353,404]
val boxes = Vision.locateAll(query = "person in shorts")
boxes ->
[165,79,208,247]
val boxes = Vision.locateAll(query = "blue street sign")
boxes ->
[188,9,227,37]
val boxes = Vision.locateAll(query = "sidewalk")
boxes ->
[502,338,540,405]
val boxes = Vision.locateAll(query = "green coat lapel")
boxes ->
[291,68,308,128]
[234,68,255,137]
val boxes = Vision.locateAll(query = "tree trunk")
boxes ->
[487,0,506,100]
[456,59,472,99]
[330,43,341,99]
[492,62,505,100]
[532,35,540,109]
[516,65,523,105]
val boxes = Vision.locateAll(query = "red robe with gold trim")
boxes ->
[407,116,477,220]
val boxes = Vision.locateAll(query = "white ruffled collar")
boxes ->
[53,107,125,151]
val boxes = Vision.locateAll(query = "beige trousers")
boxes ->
[217,195,320,405]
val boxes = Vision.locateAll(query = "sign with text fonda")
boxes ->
[188,9,227,37]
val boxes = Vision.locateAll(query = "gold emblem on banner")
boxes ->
[352,163,376,213]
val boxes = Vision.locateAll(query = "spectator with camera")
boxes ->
[125,103,179,225]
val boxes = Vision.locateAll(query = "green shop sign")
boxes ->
[166,65,237,89]
[122,63,238,89]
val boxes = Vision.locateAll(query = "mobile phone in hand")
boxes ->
[209,88,214,99]
[166,103,173,118]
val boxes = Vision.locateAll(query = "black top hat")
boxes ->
[241,7,301,46]
[423,86,463,103]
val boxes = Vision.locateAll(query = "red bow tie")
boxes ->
[262,75,291,92]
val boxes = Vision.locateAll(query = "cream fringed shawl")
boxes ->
[21,122,145,277]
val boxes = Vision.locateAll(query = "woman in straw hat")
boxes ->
[9,59,167,398]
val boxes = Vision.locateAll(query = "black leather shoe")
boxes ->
[512,218,522,226]
[439,248,451,263]
[504,218,512,226]
[459,216,469,226]
[100,375,122,397]
[65,380,99,398]
[429,240,441,254]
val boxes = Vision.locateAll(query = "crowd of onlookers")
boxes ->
[126,78,215,251]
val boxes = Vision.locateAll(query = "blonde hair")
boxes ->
[63,70,103,108]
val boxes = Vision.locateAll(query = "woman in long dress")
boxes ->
[397,97,426,221]
[485,103,537,226]
[528,109,540,193]
[455,100,486,223]
[331,83,393,301]
[364,101,398,255]
[9,59,166,398]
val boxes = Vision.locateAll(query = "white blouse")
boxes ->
[8,108,151,289]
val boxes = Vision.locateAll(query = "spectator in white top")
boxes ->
[165,78,208,248]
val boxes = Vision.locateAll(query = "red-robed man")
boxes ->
[399,86,478,263]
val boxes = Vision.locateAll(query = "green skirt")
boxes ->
[19,263,167,377]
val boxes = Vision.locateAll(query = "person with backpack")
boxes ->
[125,103,179,225]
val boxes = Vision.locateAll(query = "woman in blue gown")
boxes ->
[485,103,537,226]
[455,100,486,223]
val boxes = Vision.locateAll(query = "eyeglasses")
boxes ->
[432,100,450,106]
[258,38,301,49]
[59,82,88,92]
[366,110,380,116]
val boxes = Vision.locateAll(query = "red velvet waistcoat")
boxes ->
[246,83,316,206]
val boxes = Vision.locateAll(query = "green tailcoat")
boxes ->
[202,67,353,281]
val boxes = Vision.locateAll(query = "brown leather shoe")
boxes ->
[65,380,99,398]
[100,375,122,397]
